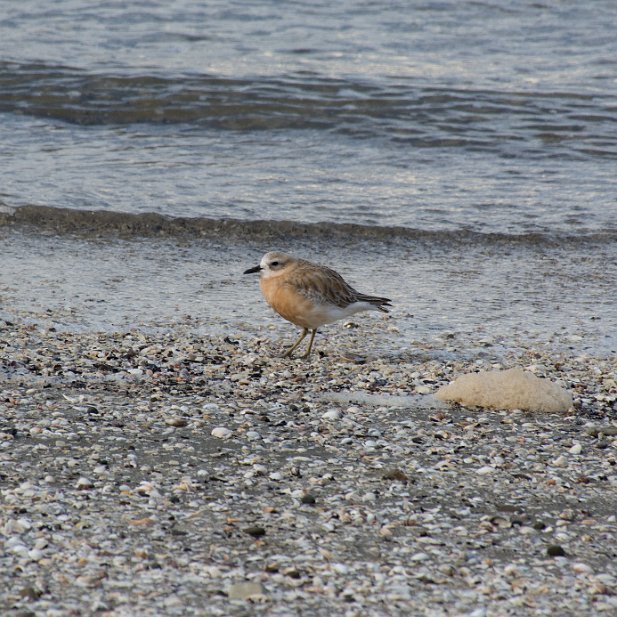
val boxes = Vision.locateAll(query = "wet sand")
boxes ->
[2,218,616,355]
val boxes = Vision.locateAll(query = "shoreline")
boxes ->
[1,309,616,616]
[2,225,617,360]
[2,204,617,246]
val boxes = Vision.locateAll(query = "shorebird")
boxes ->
[244,251,391,358]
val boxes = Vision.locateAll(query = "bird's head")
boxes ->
[243,251,295,277]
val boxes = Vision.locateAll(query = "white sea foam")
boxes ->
[436,367,573,413]
[323,391,420,408]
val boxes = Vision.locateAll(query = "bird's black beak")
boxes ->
[243,265,262,274]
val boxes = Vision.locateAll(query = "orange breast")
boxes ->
[260,276,315,329]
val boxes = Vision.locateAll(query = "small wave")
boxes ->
[2,62,616,160]
[2,205,615,247]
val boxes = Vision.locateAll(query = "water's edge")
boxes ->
[2,204,615,247]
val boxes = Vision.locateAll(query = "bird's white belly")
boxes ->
[305,301,377,329]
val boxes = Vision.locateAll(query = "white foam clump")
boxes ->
[435,367,573,413]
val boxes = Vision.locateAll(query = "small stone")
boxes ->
[588,581,609,595]
[165,417,188,427]
[75,477,94,490]
[379,526,393,539]
[211,427,233,439]
[572,562,593,575]
[128,517,156,526]
[12,611,37,617]
[300,493,316,505]
[382,468,409,483]
[321,409,341,421]
[490,516,511,528]
[569,443,582,454]
[18,586,42,601]
[476,466,495,475]
[244,526,266,538]
[584,425,617,437]
[5,518,31,534]
[519,525,536,535]
[28,548,44,561]
[8,541,28,557]
[227,581,266,600]
[547,544,567,557]
[551,455,567,468]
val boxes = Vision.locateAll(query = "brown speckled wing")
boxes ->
[285,260,391,311]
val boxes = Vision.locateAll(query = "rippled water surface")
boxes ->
[1,0,616,234]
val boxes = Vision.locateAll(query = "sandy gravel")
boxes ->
[1,310,616,616]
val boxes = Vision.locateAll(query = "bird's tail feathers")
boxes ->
[357,294,392,313]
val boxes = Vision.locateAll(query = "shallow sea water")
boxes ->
[2,0,617,232]
[1,1,616,355]
[2,226,615,357]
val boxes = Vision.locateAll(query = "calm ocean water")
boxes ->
[2,0,617,234]
[1,1,616,352]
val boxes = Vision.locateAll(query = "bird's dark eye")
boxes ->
[271,261,279,267]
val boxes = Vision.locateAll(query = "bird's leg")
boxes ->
[299,329,318,359]
[283,328,308,358]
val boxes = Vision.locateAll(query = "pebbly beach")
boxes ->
[2,295,616,616]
